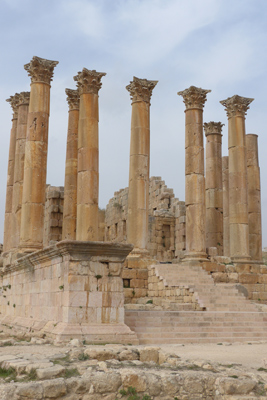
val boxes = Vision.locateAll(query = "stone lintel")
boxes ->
[18,91,30,106]
[6,93,20,118]
[204,121,224,137]
[65,88,79,110]
[24,56,59,85]
[178,86,211,110]
[74,68,106,95]
[126,76,158,104]
[220,95,254,118]
[6,240,134,273]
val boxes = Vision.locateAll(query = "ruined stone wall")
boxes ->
[43,186,64,248]
[105,176,186,261]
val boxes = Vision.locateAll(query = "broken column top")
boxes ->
[6,93,20,118]
[18,91,30,106]
[220,94,254,118]
[24,56,59,84]
[204,121,224,136]
[73,68,106,95]
[178,86,211,110]
[65,88,79,110]
[126,76,158,104]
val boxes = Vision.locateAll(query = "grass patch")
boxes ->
[64,368,80,378]
[0,367,16,381]
[78,353,89,361]
[53,354,71,366]
[230,375,239,379]
[258,367,267,372]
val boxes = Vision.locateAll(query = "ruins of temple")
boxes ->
[0,56,267,344]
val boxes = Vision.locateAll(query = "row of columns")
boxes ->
[178,87,262,262]
[3,63,262,264]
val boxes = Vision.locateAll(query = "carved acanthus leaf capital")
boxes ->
[65,89,79,110]
[74,69,106,95]
[24,56,59,85]
[126,76,158,104]
[178,86,211,110]
[220,95,254,118]
[6,93,20,118]
[204,121,224,136]
[18,91,30,106]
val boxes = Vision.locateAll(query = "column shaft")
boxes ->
[20,57,58,251]
[74,68,106,241]
[62,89,79,240]
[220,95,253,261]
[12,92,30,249]
[126,77,157,250]
[178,86,211,260]
[3,94,19,252]
[204,122,224,255]
[222,156,230,257]
[246,134,262,261]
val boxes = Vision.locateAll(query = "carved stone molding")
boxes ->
[24,56,59,85]
[18,91,30,107]
[6,93,20,118]
[126,76,158,104]
[74,68,106,95]
[65,88,79,110]
[204,121,224,136]
[178,86,211,110]
[220,95,254,118]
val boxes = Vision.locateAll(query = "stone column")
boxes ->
[126,77,157,250]
[178,86,211,260]
[74,69,106,241]
[246,134,262,261]
[12,92,30,250]
[220,95,253,261]
[3,94,19,252]
[204,122,224,255]
[62,89,79,240]
[20,56,58,252]
[222,156,230,257]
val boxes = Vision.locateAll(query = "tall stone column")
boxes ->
[222,156,230,257]
[204,122,224,255]
[246,134,262,261]
[74,69,106,241]
[126,77,157,250]
[3,94,20,252]
[220,95,253,261]
[20,56,58,252]
[62,89,79,240]
[12,92,30,250]
[178,86,211,260]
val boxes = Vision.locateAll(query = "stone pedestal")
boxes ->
[20,56,58,252]
[220,95,253,262]
[0,241,138,344]
[62,89,79,240]
[246,134,262,261]
[126,76,157,251]
[74,69,106,241]
[222,156,230,257]
[178,86,211,260]
[204,122,224,255]
[12,92,30,250]
[3,94,19,252]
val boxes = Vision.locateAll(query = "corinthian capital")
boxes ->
[18,91,30,106]
[74,68,106,95]
[6,93,20,118]
[204,121,224,136]
[126,76,158,104]
[24,56,59,85]
[65,89,79,110]
[178,86,211,110]
[220,95,254,118]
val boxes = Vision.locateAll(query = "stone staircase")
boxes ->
[125,262,267,343]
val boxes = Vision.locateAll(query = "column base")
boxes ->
[231,255,251,263]
[182,251,208,262]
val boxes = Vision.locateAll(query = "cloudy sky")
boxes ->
[0,0,266,247]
